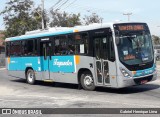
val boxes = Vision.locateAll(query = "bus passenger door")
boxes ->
[40,42,52,80]
[94,36,116,86]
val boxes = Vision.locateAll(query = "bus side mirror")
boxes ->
[115,37,120,45]
[115,30,120,45]
[109,37,116,62]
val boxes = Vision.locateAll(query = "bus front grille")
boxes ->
[133,75,153,85]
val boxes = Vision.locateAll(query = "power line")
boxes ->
[54,0,69,11]
[47,0,121,15]
[49,0,63,10]
[61,0,77,10]
[61,3,121,14]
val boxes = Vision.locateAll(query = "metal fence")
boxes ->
[0,52,5,67]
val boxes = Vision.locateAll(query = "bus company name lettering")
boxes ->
[53,59,73,67]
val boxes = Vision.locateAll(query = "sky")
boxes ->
[0,0,160,36]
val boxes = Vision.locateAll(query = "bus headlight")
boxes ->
[120,68,131,78]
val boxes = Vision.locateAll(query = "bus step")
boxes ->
[43,79,54,82]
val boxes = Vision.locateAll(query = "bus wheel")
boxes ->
[26,69,35,85]
[80,71,95,91]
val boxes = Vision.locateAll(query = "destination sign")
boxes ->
[117,25,144,31]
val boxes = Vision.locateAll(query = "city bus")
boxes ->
[5,22,157,90]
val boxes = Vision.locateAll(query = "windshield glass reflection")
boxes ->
[117,31,153,65]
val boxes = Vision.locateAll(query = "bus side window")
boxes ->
[34,39,38,56]
[22,41,27,56]
[54,35,75,55]
[74,33,89,54]
[54,37,61,55]
[22,40,34,56]
[6,42,10,57]
[27,40,34,55]
[60,35,68,55]
[10,41,22,56]
[67,35,75,55]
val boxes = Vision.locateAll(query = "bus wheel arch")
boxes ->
[78,69,95,91]
[25,67,36,85]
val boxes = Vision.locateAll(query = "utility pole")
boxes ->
[41,0,45,29]
[123,13,132,21]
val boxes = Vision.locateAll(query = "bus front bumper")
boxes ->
[118,71,157,88]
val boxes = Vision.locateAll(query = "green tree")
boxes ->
[83,13,103,25]
[1,0,103,38]
[152,35,160,45]
[32,6,49,29]
[0,0,43,37]
[49,10,81,27]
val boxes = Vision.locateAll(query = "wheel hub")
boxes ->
[28,72,34,82]
[84,75,93,86]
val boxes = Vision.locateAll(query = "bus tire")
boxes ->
[80,71,95,91]
[26,69,36,85]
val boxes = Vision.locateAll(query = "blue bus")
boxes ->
[5,22,157,90]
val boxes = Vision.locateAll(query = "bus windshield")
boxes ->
[114,23,154,66]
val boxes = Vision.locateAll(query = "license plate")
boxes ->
[141,80,148,84]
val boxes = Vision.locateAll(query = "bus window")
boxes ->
[10,41,22,56]
[27,40,34,55]
[22,40,34,56]
[55,38,60,55]
[67,35,75,55]
[54,35,75,55]
[34,39,38,56]
[54,36,68,55]
[6,42,10,57]
[74,33,89,54]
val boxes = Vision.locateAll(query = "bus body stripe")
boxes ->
[7,30,73,41]
[75,55,80,65]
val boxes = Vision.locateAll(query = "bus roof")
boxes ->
[5,21,146,42]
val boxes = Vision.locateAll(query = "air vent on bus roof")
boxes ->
[48,27,71,32]
[25,29,49,35]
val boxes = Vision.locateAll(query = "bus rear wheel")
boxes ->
[80,71,95,91]
[26,69,36,85]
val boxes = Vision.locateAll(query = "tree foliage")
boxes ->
[32,6,49,29]
[83,13,103,25]
[1,0,103,38]
[0,0,42,37]
[49,10,81,27]
[152,35,160,45]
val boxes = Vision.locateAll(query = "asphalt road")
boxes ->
[0,68,160,116]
